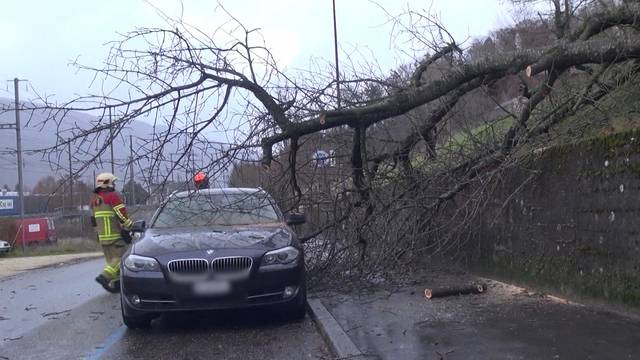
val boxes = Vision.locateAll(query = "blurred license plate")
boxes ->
[193,280,231,296]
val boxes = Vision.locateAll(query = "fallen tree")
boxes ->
[4,1,640,280]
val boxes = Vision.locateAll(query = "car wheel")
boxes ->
[120,296,152,329]
[288,285,307,321]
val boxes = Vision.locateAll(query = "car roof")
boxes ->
[170,187,265,198]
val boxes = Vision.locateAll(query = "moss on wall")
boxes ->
[474,129,640,307]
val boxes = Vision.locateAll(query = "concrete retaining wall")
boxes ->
[472,130,640,307]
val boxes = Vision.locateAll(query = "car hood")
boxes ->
[133,223,293,257]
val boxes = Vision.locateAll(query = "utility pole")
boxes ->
[0,79,27,249]
[13,79,25,250]
[67,140,73,212]
[109,107,115,174]
[332,0,341,109]
[129,135,135,205]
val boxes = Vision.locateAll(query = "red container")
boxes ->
[14,217,57,246]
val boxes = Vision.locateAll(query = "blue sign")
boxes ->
[0,196,19,216]
[313,150,330,167]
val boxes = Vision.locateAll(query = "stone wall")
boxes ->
[472,130,640,307]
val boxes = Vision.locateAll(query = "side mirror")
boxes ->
[131,220,146,233]
[285,212,306,226]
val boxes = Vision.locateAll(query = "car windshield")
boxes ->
[152,192,280,228]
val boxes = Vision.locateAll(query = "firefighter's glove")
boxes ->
[120,229,133,244]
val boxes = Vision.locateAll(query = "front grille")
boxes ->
[211,256,253,273]
[167,258,209,274]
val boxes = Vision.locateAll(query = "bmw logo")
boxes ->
[206,249,215,255]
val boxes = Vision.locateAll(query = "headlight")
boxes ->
[261,246,300,267]
[124,254,159,272]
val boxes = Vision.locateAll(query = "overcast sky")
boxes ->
[0,0,519,103]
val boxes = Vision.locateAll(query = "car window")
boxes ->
[152,192,280,228]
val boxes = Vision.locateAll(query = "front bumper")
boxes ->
[121,263,305,313]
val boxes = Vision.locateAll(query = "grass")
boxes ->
[418,75,640,170]
[445,116,514,149]
[407,116,514,172]
[524,76,640,152]
[3,239,100,258]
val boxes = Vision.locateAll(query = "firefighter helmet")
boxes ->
[193,171,209,190]
[96,172,118,189]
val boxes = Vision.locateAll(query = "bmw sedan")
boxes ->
[120,188,307,329]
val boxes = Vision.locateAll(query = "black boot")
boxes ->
[96,274,118,293]
[109,279,121,293]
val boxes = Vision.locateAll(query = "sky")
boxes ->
[0,0,530,188]
[0,0,520,104]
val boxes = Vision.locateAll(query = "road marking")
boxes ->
[84,325,127,360]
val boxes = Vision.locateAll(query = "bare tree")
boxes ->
[2,1,640,281]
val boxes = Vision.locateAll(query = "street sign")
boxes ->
[0,198,13,210]
[313,150,330,167]
[0,196,19,216]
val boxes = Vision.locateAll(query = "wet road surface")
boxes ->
[0,259,329,360]
[323,271,640,360]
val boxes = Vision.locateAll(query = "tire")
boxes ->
[288,285,307,321]
[120,296,153,329]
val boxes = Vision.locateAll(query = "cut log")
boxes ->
[424,283,487,300]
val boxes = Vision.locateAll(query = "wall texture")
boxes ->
[473,130,640,307]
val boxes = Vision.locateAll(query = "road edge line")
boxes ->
[306,298,364,359]
[84,324,127,360]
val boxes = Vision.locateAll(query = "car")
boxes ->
[0,240,11,254]
[120,187,308,329]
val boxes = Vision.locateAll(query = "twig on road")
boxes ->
[41,309,71,317]
[344,324,362,333]
[435,349,455,359]
[3,336,22,341]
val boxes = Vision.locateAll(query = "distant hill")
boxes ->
[0,97,181,189]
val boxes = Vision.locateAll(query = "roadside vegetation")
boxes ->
[4,238,100,258]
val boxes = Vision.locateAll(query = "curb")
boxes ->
[306,298,365,359]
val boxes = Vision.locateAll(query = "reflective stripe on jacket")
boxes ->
[93,208,121,242]
[91,189,132,243]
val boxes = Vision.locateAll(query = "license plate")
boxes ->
[192,280,231,296]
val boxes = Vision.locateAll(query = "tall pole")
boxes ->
[68,140,73,211]
[129,135,135,205]
[14,78,25,250]
[332,0,341,109]
[109,107,115,174]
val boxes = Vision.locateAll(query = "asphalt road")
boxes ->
[323,271,640,360]
[0,259,329,360]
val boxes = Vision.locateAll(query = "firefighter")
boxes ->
[194,171,210,190]
[91,172,134,293]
